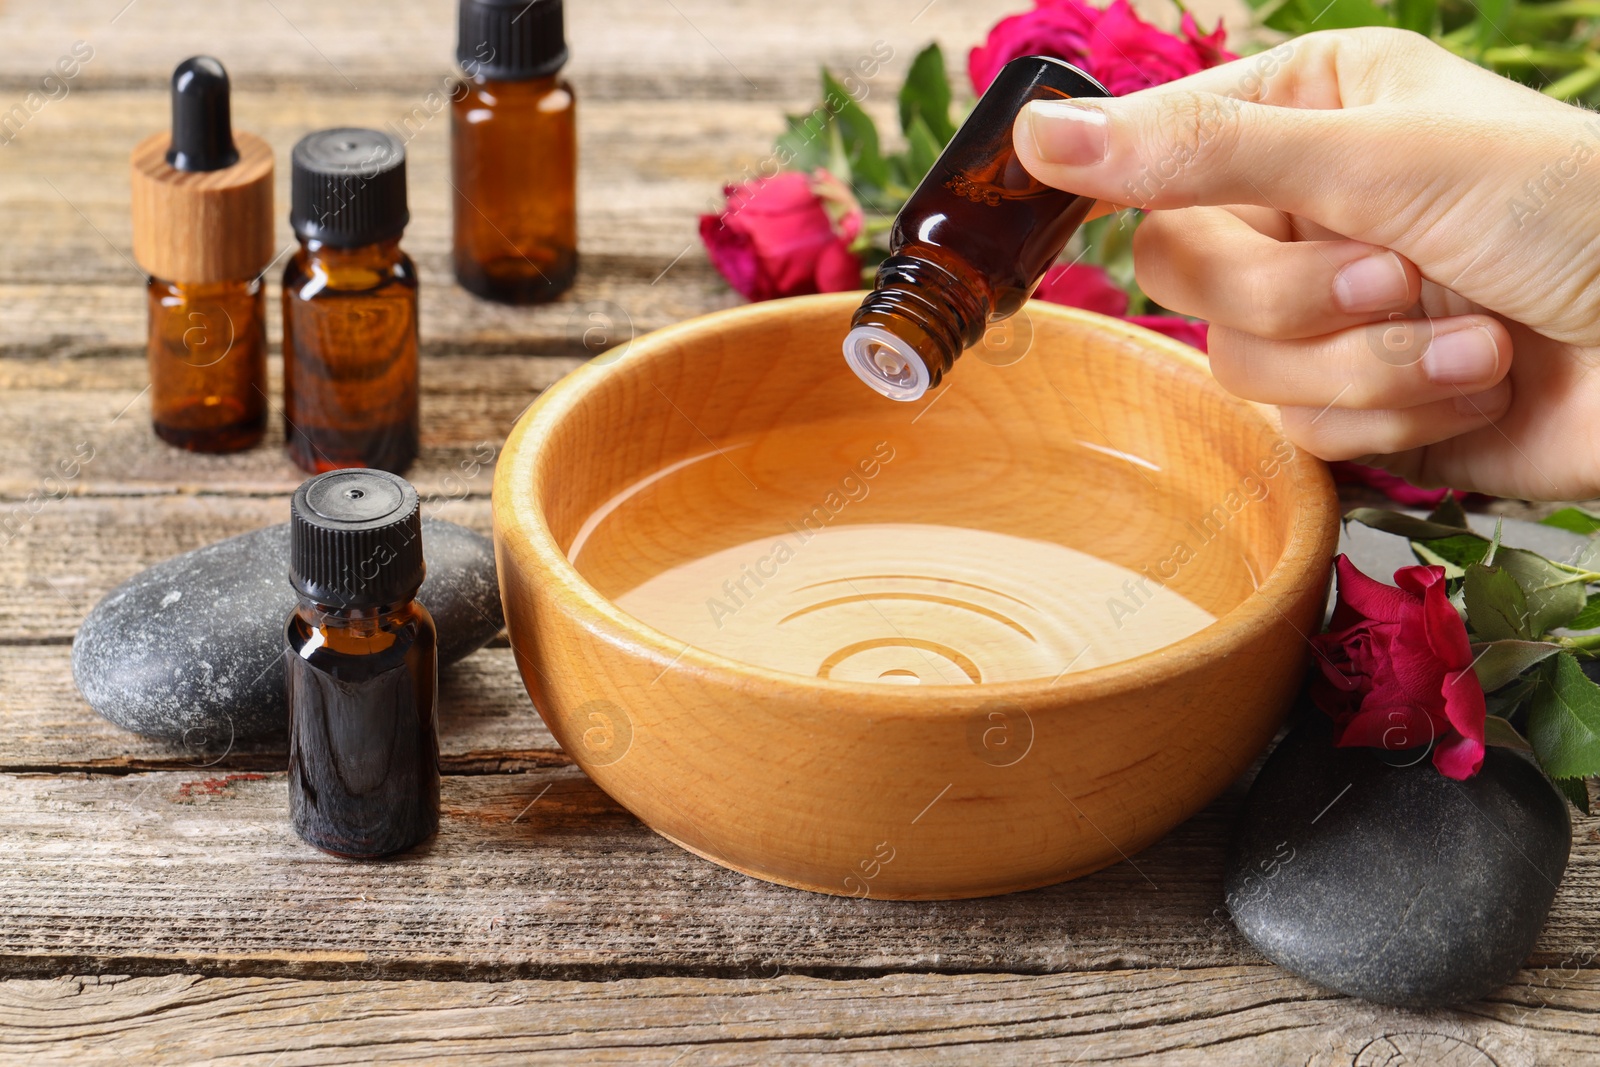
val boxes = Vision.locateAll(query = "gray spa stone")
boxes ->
[73,518,504,746]
[1226,718,1570,1008]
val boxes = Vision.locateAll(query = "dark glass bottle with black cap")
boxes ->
[452,0,577,303]
[286,468,439,859]
[283,128,419,475]
[843,57,1110,401]
[129,56,274,452]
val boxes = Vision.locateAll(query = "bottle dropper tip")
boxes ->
[167,55,240,172]
[842,325,930,402]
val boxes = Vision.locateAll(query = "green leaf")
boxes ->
[1309,0,1393,28]
[1345,507,1477,541]
[1417,533,1492,571]
[898,44,956,146]
[1487,675,1539,720]
[1556,777,1593,816]
[1527,654,1600,778]
[775,112,834,173]
[1540,506,1600,535]
[1393,0,1437,33]
[1412,541,1468,579]
[1471,639,1560,691]
[1484,714,1534,751]
[1428,494,1470,530]
[899,114,944,189]
[1464,565,1531,641]
[1564,597,1600,632]
[821,70,890,194]
[1497,546,1588,634]
[1474,0,1515,50]
[1486,518,1504,566]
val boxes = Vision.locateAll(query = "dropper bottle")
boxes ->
[843,57,1110,401]
[130,57,274,451]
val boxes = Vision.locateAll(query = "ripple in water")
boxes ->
[615,523,1214,685]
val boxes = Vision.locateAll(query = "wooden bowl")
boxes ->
[492,292,1338,899]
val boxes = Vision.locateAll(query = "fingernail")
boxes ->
[1333,252,1408,313]
[1453,379,1512,418]
[1025,101,1109,165]
[1424,326,1499,387]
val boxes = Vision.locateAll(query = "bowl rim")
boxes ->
[494,293,1339,712]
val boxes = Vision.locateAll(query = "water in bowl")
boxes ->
[568,413,1258,686]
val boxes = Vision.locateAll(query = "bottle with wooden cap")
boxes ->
[842,57,1110,402]
[451,0,577,303]
[130,56,274,452]
[282,128,418,475]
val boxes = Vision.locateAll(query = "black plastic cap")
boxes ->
[290,469,425,610]
[167,56,239,172]
[290,128,409,248]
[457,0,568,80]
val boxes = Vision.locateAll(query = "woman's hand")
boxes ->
[1014,27,1600,500]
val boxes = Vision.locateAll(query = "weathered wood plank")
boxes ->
[1,766,1597,982]
[2,967,1598,1066]
[0,90,773,353]
[0,646,560,775]
[0,0,988,99]
[0,765,1248,979]
[0,355,576,500]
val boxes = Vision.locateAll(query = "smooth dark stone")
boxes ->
[72,519,503,746]
[1227,718,1571,1008]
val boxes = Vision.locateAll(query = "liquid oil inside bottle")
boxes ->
[569,413,1253,686]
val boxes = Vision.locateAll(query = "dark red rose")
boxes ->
[1034,262,1129,316]
[699,169,863,302]
[1328,461,1466,508]
[1310,555,1487,780]
[969,0,1236,98]
[1032,263,1210,351]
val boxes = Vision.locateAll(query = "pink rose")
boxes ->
[1310,555,1487,780]
[969,0,1236,98]
[1034,262,1128,316]
[1032,263,1209,351]
[699,169,863,302]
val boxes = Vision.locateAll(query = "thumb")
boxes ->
[1013,90,1401,230]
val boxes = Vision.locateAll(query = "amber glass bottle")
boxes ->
[451,0,577,303]
[287,468,439,859]
[843,57,1110,401]
[283,128,419,475]
[130,57,274,451]
[145,277,268,451]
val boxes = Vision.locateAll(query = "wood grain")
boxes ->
[0,90,762,354]
[0,0,986,99]
[129,130,275,283]
[493,293,1340,898]
[0,646,561,774]
[0,764,1255,979]
[4,758,1594,982]
[2,0,1593,1056]
[0,355,579,500]
[4,968,1600,1066]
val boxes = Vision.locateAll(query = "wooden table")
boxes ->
[3,1,1599,1062]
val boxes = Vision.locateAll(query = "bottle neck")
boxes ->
[294,595,420,634]
[297,237,404,291]
[845,255,991,401]
[464,71,560,92]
